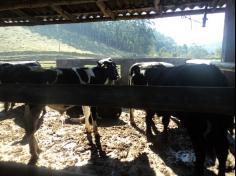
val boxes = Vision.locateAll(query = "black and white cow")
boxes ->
[129,62,174,135]
[142,63,233,176]
[0,61,42,112]
[0,58,119,164]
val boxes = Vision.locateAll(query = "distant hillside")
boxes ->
[29,24,138,57]
[0,26,131,60]
[0,27,93,55]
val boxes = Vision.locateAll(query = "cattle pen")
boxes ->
[0,0,235,176]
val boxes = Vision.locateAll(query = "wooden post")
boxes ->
[222,0,235,63]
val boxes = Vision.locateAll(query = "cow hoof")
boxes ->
[28,155,39,165]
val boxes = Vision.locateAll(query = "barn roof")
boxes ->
[0,0,226,26]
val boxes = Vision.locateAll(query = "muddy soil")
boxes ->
[0,104,235,176]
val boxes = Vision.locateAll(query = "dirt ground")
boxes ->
[0,103,235,176]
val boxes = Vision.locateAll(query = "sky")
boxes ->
[152,13,225,46]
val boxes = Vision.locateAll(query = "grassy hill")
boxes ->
[0,27,93,55]
[0,26,131,60]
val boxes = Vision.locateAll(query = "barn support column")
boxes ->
[222,0,235,63]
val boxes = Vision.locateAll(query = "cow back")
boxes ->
[146,64,229,87]
[56,68,82,84]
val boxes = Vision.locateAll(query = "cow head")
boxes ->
[97,58,120,81]
[130,65,141,76]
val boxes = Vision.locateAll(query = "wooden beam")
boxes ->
[154,0,161,11]
[0,84,234,115]
[0,7,226,27]
[116,0,122,9]
[0,0,97,12]
[12,9,38,23]
[222,0,235,63]
[96,1,115,19]
[51,5,76,22]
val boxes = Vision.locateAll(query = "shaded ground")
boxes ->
[0,103,235,176]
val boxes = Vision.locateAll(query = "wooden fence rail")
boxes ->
[0,84,235,115]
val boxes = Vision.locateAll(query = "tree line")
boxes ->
[29,20,221,58]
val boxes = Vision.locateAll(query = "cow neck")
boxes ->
[90,66,108,84]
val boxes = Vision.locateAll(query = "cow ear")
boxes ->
[97,61,105,68]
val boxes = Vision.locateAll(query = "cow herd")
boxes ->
[0,59,234,176]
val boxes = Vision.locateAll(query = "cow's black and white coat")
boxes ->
[135,63,233,176]
[0,58,119,165]
[0,61,42,111]
[128,62,174,135]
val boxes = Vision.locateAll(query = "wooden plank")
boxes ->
[96,1,115,19]
[222,0,235,63]
[0,84,234,115]
[12,9,38,23]
[0,8,225,27]
[51,5,77,22]
[0,0,97,12]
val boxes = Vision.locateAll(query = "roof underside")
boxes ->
[0,0,226,26]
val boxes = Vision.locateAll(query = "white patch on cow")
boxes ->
[104,78,110,85]
[140,69,146,75]
[84,68,95,84]
[134,62,174,69]
[98,57,112,65]
[128,75,132,86]
[72,67,95,84]
[86,69,95,78]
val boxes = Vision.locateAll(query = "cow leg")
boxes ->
[162,115,170,136]
[215,132,228,176]
[21,106,45,145]
[145,110,155,141]
[24,104,44,165]
[188,131,206,176]
[4,102,10,112]
[129,108,136,126]
[91,107,99,137]
[83,106,92,133]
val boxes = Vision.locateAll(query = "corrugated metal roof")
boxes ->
[0,0,226,26]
